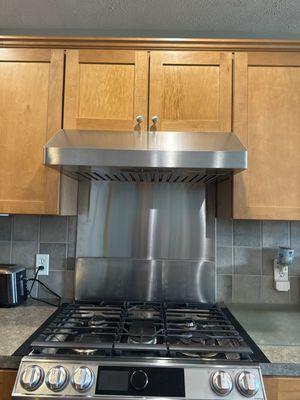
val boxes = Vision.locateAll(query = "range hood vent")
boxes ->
[44,130,247,183]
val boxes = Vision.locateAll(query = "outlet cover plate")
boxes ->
[36,254,49,276]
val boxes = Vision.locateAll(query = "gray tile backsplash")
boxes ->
[0,215,77,300]
[217,219,300,305]
[0,213,298,305]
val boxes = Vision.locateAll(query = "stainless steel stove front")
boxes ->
[12,357,267,400]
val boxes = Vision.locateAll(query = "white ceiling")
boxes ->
[0,0,300,38]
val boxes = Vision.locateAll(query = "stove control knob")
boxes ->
[211,370,233,396]
[20,365,44,391]
[72,366,94,392]
[130,370,148,390]
[46,366,68,392]
[236,371,259,397]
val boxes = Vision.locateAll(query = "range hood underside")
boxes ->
[58,166,233,184]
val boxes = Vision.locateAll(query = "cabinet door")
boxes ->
[0,49,64,214]
[0,369,17,400]
[64,50,148,131]
[149,51,232,132]
[264,377,300,400]
[233,52,300,220]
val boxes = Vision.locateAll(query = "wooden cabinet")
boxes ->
[149,51,232,132]
[233,52,300,220]
[0,48,76,215]
[64,49,232,133]
[0,369,17,400]
[264,376,300,399]
[64,50,149,131]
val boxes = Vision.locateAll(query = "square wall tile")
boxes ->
[67,242,76,270]
[0,242,11,263]
[234,247,262,275]
[0,216,12,241]
[217,275,232,303]
[233,275,262,304]
[262,248,277,275]
[216,247,233,274]
[216,219,233,247]
[290,277,300,304]
[262,221,289,248]
[12,241,38,268]
[261,276,290,304]
[233,220,261,247]
[40,216,67,243]
[38,271,74,300]
[39,243,67,270]
[67,216,77,243]
[13,215,39,241]
[291,221,300,251]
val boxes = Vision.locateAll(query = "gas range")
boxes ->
[12,301,268,399]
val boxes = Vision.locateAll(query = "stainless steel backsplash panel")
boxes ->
[76,181,216,302]
[77,181,215,260]
[75,258,215,303]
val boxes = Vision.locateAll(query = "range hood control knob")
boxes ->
[72,366,94,392]
[211,370,233,396]
[130,370,148,390]
[20,365,44,391]
[236,371,259,397]
[46,366,68,392]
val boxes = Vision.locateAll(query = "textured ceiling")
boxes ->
[0,0,300,38]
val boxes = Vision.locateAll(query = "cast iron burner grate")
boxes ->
[27,302,258,361]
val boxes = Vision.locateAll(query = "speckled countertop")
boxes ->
[228,304,300,376]
[0,300,55,368]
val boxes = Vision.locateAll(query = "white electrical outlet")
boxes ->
[36,254,50,276]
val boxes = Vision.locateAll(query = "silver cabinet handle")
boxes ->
[135,115,144,124]
[152,115,159,125]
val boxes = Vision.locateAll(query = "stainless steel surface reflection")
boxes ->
[77,181,214,260]
[44,130,247,171]
[75,258,215,303]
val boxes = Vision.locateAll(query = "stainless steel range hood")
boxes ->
[44,130,247,183]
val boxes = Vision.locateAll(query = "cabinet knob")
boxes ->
[151,115,159,125]
[135,115,144,124]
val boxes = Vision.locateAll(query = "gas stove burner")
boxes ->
[128,335,157,345]
[72,334,99,355]
[73,348,97,355]
[88,318,108,329]
[78,311,95,319]
[178,334,218,358]
[127,321,158,345]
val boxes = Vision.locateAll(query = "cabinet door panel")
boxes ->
[0,49,64,214]
[64,50,148,131]
[0,369,17,400]
[233,52,300,220]
[264,377,300,400]
[149,51,232,131]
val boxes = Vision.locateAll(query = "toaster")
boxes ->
[0,264,27,306]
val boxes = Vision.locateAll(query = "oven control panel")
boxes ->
[12,358,266,399]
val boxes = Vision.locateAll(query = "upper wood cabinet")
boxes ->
[233,52,300,220]
[0,48,75,215]
[64,50,149,131]
[64,49,233,132]
[149,51,232,131]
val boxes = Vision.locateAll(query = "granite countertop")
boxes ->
[0,300,55,369]
[228,303,300,376]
